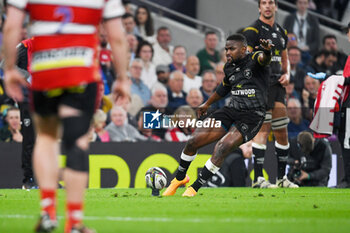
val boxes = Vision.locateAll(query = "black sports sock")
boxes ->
[253,147,265,182]
[191,166,215,192]
[275,146,289,180]
[175,159,191,181]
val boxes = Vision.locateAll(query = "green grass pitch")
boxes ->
[0,188,350,233]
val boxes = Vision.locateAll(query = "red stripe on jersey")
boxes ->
[27,4,102,25]
[32,34,98,52]
[31,66,101,90]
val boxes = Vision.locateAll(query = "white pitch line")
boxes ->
[0,214,348,224]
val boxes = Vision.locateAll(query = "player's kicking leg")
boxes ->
[162,127,226,196]
[183,126,243,197]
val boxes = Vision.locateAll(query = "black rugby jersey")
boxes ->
[216,52,270,111]
[243,19,288,85]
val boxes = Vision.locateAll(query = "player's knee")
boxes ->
[62,116,91,172]
[215,138,233,159]
[271,117,289,130]
[264,112,272,123]
[185,137,199,152]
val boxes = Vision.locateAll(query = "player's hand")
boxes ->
[113,79,131,103]
[278,73,290,87]
[4,68,29,102]
[307,72,326,80]
[259,39,274,51]
[197,103,209,118]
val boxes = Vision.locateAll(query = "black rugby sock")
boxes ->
[191,159,219,192]
[191,166,214,192]
[275,142,289,180]
[253,146,265,182]
[175,151,197,181]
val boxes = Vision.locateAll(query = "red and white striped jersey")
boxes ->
[7,0,125,90]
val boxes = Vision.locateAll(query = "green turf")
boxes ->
[0,188,350,233]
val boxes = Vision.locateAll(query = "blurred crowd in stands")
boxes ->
[0,0,348,145]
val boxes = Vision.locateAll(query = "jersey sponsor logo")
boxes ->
[272,32,277,38]
[31,47,94,72]
[244,69,252,79]
[262,25,269,31]
[231,88,256,96]
[271,56,282,62]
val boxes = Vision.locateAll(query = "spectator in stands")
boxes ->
[105,106,145,142]
[126,34,138,63]
[287,32,298,49]
[196,31,221,74]
[183,56,202,93]
[139,85,172,139]
[322,34,348,74]
[99,25,114,94]
[308,49,337,75]
[122,13,143,43]
[288,131,332,187]
[200,70,217,102]
[167,70,187,113]
[212,62,228,110]
[286,79,301,102]
[214,62,225,85]
[113,94,138,129]
[287,98,309,139]
[165,105,196,142]
[287,33,312,66]
[136,41,157,89]
[137,111,162,142]
[289,46,306,95]
[169,45,187,73]
[129,59,151,106]
[302,75,320,121]
[155,64,170,87]
[186,88,203,109]
[152,27,174,67]
[93,109,110,142]
[98,82,113,114]
[0,107,22,142]
[135,5,155,44]
[284,0,320,56]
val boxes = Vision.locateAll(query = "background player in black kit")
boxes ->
[162,34,273,197]
[243,0,298,188]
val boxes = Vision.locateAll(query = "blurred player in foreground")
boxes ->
[3,0,129,232]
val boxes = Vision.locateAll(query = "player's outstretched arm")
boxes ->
[197,92,222,117]
[3,6,28,102]
[257,39,273,66]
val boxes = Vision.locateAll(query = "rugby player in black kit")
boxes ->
[162,34,272,197]
[243,0,299,188]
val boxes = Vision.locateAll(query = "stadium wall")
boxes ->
[0,141,343,189]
